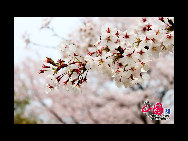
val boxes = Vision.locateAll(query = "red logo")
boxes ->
[141,100,170,120]
[142,102,163,115]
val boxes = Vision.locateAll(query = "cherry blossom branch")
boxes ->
[22,17,62,49]
[39,17,174,93]
[40,17,63,39]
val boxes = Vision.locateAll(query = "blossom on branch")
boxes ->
[39,17,174,93]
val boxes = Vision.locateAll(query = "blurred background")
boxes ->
[14,17,174,124]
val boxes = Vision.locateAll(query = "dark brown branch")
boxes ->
[86,106,99,124]
[33,90,67,124]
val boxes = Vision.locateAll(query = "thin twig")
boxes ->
[46,26,63,39]
[29,41,57,49]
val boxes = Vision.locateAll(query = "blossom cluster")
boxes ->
[68,19,100,57]
[39,17,174,93]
